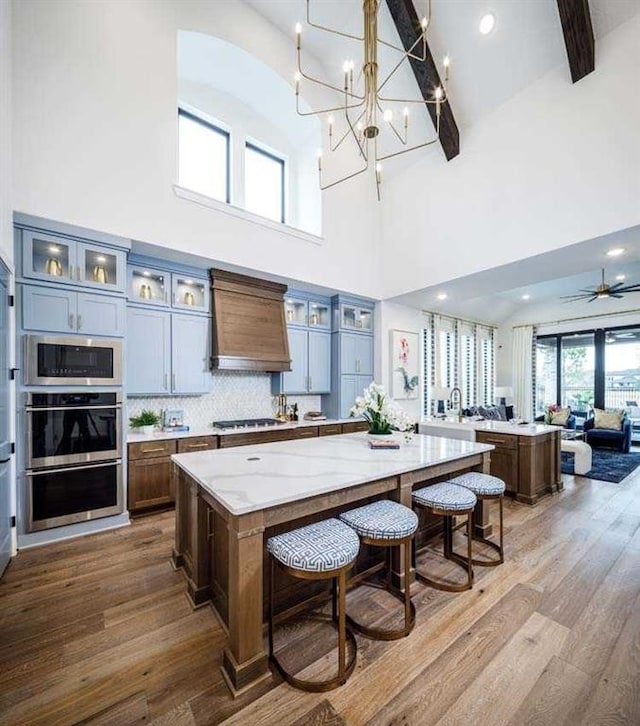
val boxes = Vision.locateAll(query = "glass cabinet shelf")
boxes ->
[173,276,208,312]
[341,304,372,332]
[129,268,168,306]
[284,298,308,326]
[81,246,119,288]
[30,236,72,281]
[308,302,330,328]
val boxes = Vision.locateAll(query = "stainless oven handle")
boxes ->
[26,404,122,412]
[26,459,123,476]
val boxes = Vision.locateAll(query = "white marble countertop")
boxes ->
[171,432,494,516]
[127,418,357,444]
[419,418,559,438]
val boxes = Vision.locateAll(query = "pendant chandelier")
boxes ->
[295,0,450,200]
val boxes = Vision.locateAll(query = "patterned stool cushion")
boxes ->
[339,500,418,541]
[412,482,477,512]
[449,472,505,496]
[267,518,360,573]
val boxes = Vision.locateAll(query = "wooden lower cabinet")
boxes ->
[128,436,217,513]
[341,421,369,434]
[475,429,561,504]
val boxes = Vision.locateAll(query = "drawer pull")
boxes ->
[187,443,210,449]
[484,438,505,445]
[141,446,167,453]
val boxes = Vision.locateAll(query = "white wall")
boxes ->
[381,14,640,300]
[376,301,425,424]
[0,0,12,266]
[11,0,382,298]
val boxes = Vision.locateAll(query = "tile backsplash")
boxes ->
[126,371,321,430]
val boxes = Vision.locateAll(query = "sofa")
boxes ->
[584,413,631,453]
[462,404,514,421]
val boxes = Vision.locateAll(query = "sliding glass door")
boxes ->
[561,333,595,426]
[536,325,640,434]
[604,327,640,440]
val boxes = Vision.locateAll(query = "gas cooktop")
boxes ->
[212,418,282,430]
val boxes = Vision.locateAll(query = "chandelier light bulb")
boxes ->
[356,121,363,131]
[294,71,301,82]
[421,16,428,30]
[435,87,443,100]
[328,115,334,127]
[342,59,350,74]
[316,149,323,159]
[443,55,450,68]
[295,22,302,35]
[383,109,393,122]
[376,163,383,173]
[403,107,409,117]
[479,13,496,35]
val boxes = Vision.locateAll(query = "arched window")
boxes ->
[177,31,321,236]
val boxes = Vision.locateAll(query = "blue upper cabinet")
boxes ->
[22,285,125,337]
[338,301,373,334]
[171,314,211,394]
[284,292,330,330]
[273,290,332,395]
[127,307,171,395]
[21,229,126,293]
[128,266,170,307]
[128,260,209,314]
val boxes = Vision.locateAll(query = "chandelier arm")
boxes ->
[376,49,414,94]
[376,32,427,61]
[319,158,369,192]
[296,95,366,118]
[344,105,368,161]
[375,99,407,145]
[331,109,367,152]
[306,0,364,42]
[298,52,365,100]
[376,136,439,163]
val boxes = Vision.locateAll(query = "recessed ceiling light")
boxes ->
[437,293,448,301]
[479,13,496,35]
[616,274,626,281]
[142,271,151,277]
[521,294,531,300]
[606,247,625,257]
[48,245,60,253]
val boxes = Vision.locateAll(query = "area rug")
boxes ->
[561,449,640,483]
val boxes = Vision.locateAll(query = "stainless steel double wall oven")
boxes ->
[23,336,124,532]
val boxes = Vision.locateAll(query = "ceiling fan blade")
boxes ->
[610,293,624,299]
[586,295,598,303]
[560,294,590,300]
[608,282,626,291]
[617,284,640,293]
[577,288,598,294]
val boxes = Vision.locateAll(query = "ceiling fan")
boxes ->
[561,269,640,303]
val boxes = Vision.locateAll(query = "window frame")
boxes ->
[244,140,286,224]
[177,107,231,204]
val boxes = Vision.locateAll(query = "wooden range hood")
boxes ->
[209,268,291,372]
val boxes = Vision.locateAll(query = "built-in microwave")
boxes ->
[24,335,122,386]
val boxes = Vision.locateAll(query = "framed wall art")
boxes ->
[390,330,420,399]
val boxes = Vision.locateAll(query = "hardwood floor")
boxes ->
[1,468,640,725]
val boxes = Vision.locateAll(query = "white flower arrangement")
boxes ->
[350,382,415,434]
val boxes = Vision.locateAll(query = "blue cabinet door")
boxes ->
[356,335,373,376]
[340,333,358,374]
[22,285,76,333]
[126,307,170,395]
[76,243,126,293]
[171,314,211,394]
[308,331,331,393]
[340,375,361,419]
[282,327,308,393]
[77,293,125,336]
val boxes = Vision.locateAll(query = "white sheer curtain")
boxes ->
[512,326,534,420]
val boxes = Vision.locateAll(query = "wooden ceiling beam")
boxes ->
[384,0,459,161]
[556,0,595,83]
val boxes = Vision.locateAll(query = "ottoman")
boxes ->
[561,440,592,476]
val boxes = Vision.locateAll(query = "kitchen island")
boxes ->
[171,432,493,695]
[419,420,562,504]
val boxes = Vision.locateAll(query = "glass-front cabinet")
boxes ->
[284,294,330,329]
[128,267,169,306]
[128,264,209,313]
[340,303,372,332]
[173,276,208,312]
[22,230,126,292]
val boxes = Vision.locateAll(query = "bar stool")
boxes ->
[449,472,505,567]
[339,499,418,640]
[412,482,477,592]
[266,518,360,692]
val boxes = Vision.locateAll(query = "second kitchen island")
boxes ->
[171,432,493,695]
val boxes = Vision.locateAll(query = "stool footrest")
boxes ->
[269,623,358,692]
[347,583,416,641]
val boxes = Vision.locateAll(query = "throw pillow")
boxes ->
[550,407,570,426]
[593,408,624,431]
